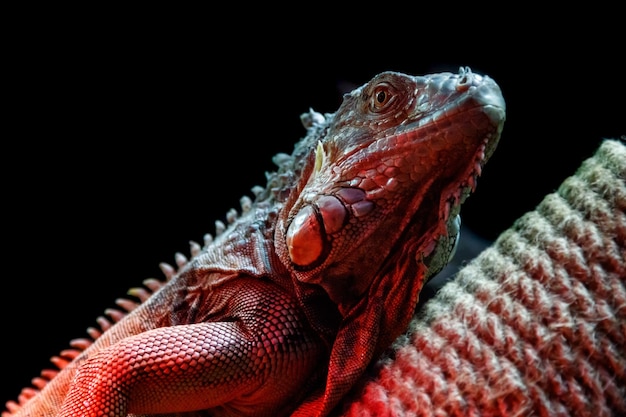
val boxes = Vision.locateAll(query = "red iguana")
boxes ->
[4,68,506,417]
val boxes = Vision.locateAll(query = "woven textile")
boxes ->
[338,139,626,417]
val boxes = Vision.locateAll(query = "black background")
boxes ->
[3,7,624,406]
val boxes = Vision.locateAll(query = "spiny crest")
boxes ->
[252,108,331,204]
[5,108,332,415]
[4,107,335,417]
[4,248,198,413]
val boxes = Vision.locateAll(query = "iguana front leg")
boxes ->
[58,277,325,417]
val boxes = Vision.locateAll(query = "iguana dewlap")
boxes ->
[4,68,505,417]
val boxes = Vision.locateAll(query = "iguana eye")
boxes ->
[369,83,394,112]
[376,90,387,104]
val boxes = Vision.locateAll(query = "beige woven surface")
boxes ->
[338,138,626,417]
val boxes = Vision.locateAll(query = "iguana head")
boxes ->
[276,67,505,416]
[277,68,505,313]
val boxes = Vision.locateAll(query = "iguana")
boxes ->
[4,67,506,417]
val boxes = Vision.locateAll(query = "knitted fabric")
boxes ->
[337,138,626,417]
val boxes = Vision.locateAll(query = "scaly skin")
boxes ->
[5,68,505,417]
